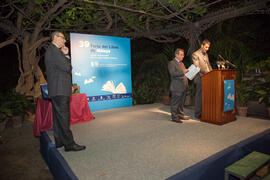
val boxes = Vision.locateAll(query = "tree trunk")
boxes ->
[16,34,47,98]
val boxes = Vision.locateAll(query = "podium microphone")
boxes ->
[225,60,236,68]
[218,54,226,61]
[218,54,236,68]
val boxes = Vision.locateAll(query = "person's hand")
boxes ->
[61,46,69,55]
[72,86,74,93]
[184,69,189,73]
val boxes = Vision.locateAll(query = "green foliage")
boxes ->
[0,89,33,117]
[246,57,270,73]
[168,0,185,9]
[139,1,148,9]
[206,19,255,81]
[188,1,207,19]
[132,49,171,104]
[131,42,194,104]
[34,0,43,5]
[1,0,210,41]
[66,8,81,20]
[236,80,251,107]
[255,77,270,107]
[162,44,175,61]
[244,76,270,107]
[133,81,159,104]
[0,92,12,122]
[204,18,270,107]
[236,76,270,107]
[139,15,146,22]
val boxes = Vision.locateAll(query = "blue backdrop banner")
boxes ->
[224,80,235,112]
[70,33,132,111]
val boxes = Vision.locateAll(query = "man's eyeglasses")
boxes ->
[57,35,65,39]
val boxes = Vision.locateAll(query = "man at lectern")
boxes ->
[192,39,212,119]
[168,48,190,123]
[45,31,86,152]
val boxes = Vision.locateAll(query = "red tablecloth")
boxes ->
[33,93,95,136]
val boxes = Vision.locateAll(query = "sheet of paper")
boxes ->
[185,64,200,80]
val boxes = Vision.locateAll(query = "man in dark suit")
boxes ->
[192,39,212,119]
[168,48,190,123]
[45,31,85,152]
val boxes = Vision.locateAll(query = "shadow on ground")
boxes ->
[0,120,53,180]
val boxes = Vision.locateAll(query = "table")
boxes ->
[33,93,95,136]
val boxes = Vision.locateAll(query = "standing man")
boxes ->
[45,31,86,152]
[192,39,212,119]
[168,48,190,123]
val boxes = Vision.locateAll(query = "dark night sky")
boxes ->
[0,34,18,89]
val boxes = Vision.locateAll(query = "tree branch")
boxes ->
[11,2,35,25]
[41,1,73,30]
[28,37,50,52]
[83,0,195,21]
[0,6,14,19]
[32,0,70,43]
[0,38,16,48]
[156,0,187,22]
[100,1,113,31]
[158,0,197,19]
[147,35,181,43]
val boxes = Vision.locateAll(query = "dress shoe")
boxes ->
[55,139,64,148]
[65,143,86,152]
[172,119,183,123]
[180,115,190,120]
[55,142,64,148]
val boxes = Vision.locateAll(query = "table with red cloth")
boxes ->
[33,93,95,136]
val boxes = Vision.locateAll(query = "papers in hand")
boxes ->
[185,64,200,80]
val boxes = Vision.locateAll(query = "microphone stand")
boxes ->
[225,60,236,68]
[218,54,237,68]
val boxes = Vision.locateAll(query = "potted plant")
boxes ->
[0,92,13,132]
[236,80,251,116]
[255,77,270,118]
[7,89,32,128]
[0,110,12,132]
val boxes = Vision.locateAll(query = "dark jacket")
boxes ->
[168,59,188,93]
[45,43,72,97]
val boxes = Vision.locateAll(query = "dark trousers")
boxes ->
[194,74,202,116]
[170,90,186,120]
[51,96,74,146]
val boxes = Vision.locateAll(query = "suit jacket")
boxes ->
[192,49,212,75]
[45,43,72,97]
[168,59,188,93]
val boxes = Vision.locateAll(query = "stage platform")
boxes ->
[40,103,270,180]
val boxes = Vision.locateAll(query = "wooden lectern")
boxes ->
[201,69,237,125]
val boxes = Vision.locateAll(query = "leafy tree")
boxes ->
[0,0,268,97]
[205,19,253,80]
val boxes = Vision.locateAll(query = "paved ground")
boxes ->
[0,107,268,180]
[0,120,53,180]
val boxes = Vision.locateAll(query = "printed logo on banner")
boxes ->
[224,80,235,112]
[88,93,132,102]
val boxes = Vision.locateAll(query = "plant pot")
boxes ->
[161,95,170,105]
[0,119,7,132]
[11,116,23,128]
[237,106,248,116]
[185,94,195,106]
